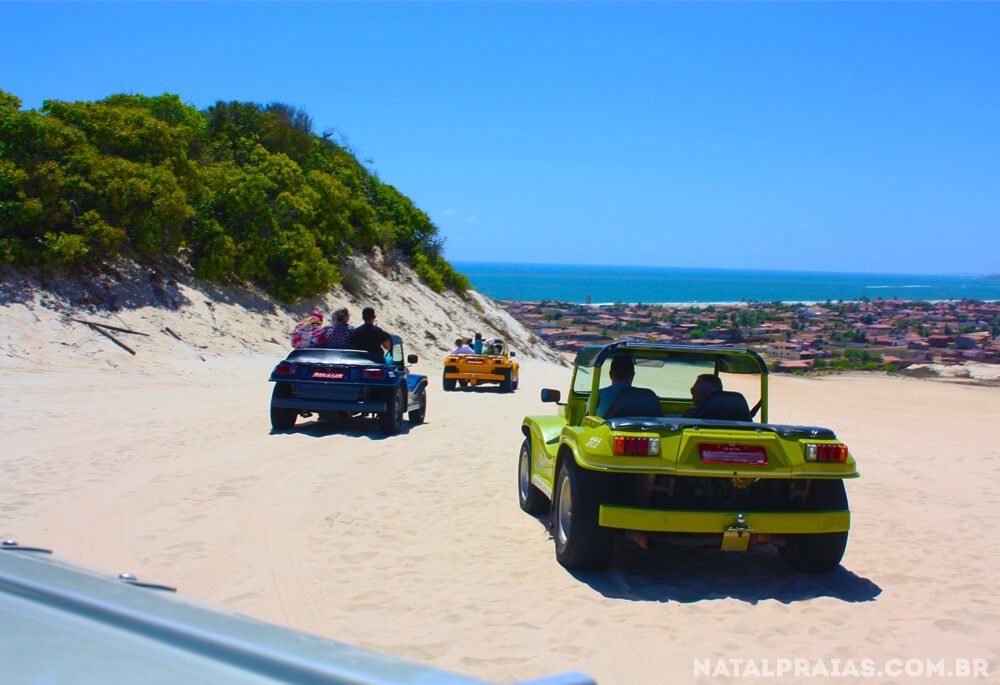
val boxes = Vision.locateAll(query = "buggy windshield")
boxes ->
[572,343,766,400]
[574,356,716,400]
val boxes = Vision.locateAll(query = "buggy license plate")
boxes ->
[466,359,484,364]
[311,369,345,380]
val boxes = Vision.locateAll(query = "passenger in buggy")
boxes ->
[452,338,475,355]
[290,311,325,349]
[322,307,354,348]
[683,374,752,421]
[347,307,392,364]
[596,354,662,419]
[683,374,722,417]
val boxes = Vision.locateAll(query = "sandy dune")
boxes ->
[3,351,999,683]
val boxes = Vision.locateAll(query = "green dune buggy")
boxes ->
[518,342,858,572]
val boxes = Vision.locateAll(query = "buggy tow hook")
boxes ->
[722,514,752,552]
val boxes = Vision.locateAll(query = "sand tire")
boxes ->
[408,387,427,424]
[270,384,297,431]
[379,386,405,434]
[552,457,613,570]
[779,480,849,573]
[500,369,513,393]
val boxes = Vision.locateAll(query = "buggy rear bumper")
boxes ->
[598,506,850,534]
[444,371,505,382]
[271,397,388,413]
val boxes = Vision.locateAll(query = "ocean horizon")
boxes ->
[453,261,1000,305]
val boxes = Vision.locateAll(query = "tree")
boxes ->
[0,89,468,298]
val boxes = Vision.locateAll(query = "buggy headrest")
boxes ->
[695,391,752,421]
[603,387,665,420]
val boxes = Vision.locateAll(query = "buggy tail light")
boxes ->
[803,443,849,463]
[362,368,386,380]
[699,444,768,465]
[613,436,660,456]
[275,363,297,376]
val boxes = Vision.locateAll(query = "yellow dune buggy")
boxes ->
[443,339,519,393]
[519,342,858,572]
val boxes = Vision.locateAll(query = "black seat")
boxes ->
[695,391,752,421]
[603,387,665,420]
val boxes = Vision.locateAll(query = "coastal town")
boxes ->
[502,298,1000,373]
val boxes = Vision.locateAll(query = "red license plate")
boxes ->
[699,444,768,465]
[311,369,345,380]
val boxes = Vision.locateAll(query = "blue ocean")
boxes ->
[453,262,1000,304]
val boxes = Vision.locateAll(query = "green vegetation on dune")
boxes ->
[0,90,469,301]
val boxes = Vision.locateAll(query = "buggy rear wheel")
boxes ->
[552,458,613,570]
[779,480,849,573]
[779,532,848,573]
[379,386,405,435]
[270,384,297,431]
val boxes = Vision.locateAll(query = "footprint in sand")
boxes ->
[223,591,262,604]
[933,618,981,635]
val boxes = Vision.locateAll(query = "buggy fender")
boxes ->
[404,374,427,412]
[521,415,567,461]
[407,373,428,394]
[555,428,588,475]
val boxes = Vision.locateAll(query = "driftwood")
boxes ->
[163,326,206,362]
[69,318,149,337]
[86,323,135,355]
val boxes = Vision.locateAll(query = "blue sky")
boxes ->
[2,1,998,276]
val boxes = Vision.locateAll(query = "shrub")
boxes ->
[0,88,468,301]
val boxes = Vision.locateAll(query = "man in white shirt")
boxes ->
[452,338,475,355]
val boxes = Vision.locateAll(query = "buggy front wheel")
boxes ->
[408,388,427,424]
[518,438,549,515]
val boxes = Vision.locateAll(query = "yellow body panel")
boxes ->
[443,349,519,384]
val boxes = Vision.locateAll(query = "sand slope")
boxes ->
[2,265,999,683]
[3,349,999,683]
[0,255,564,375]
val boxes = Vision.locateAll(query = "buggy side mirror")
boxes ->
[510,351,516,358]
[407,354,418,364]
[540,388,561,403]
